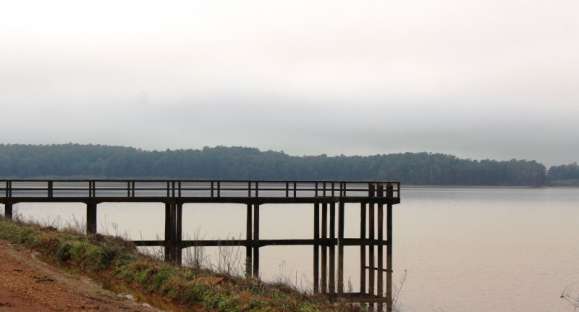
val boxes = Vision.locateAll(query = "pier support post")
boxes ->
[164,202,173,263]
[377,184,385,311]
[164,202,182,265]
[252,203,260,278]
[329,201,336,295]
[360,201,366,294]
[246,203,253,277]
[338,200,344,294]
[4,181,12,219]
[86,202,97,234]
[321,201,328,293]
[4,202,13,220]
[313,202,320,293]
[175,203,183,265]
[386,184,394,312]
[368,184,375,298]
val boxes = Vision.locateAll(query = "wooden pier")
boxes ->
[0,179,400,311]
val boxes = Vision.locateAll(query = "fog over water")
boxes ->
[1,1,579,164]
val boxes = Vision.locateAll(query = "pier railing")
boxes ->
[0,180,400,201]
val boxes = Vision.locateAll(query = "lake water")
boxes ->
[3,187,579,312]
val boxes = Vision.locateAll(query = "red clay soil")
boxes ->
[0,240,161,312]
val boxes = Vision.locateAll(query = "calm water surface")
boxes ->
[4,187,579,312]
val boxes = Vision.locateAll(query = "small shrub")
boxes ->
[55,242,72,262]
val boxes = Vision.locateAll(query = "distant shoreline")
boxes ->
[1,143,577,187]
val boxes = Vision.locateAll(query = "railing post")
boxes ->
[48,181,53,198]
[88,181,95,197]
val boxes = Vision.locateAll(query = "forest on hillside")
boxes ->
[0,144,573,187]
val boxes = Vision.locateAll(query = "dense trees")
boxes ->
[0,144,557,186]
[547,163,579,185]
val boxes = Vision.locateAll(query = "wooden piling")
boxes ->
[4,202,12,220]
[86,202,97,234]
[377,184,385,311]
[163,202,183,265]
[164,202,175,263]
[4,181,12,220]
[175,202,183,266]
[314,202,320,293]
[386,184,394,312]
[252,204,260,278]
[338,200,345,294]
[321,202,328,293]
[368,185,375,297]
[360,201,366,294]
[246,203,253,278]
[329,201,336,295]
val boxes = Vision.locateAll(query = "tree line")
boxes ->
[547,162,579,186]
[0,144,573,186]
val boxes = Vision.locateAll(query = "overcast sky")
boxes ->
[1,1,578,165]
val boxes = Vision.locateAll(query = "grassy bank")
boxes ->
[0,218,353,312]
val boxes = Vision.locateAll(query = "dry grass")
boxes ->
[0,216,365,312]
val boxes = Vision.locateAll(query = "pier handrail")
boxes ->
[0,179,400,200]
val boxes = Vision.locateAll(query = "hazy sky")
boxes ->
[1,1,578,165]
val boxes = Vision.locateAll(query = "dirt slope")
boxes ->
[0,240,160,311]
